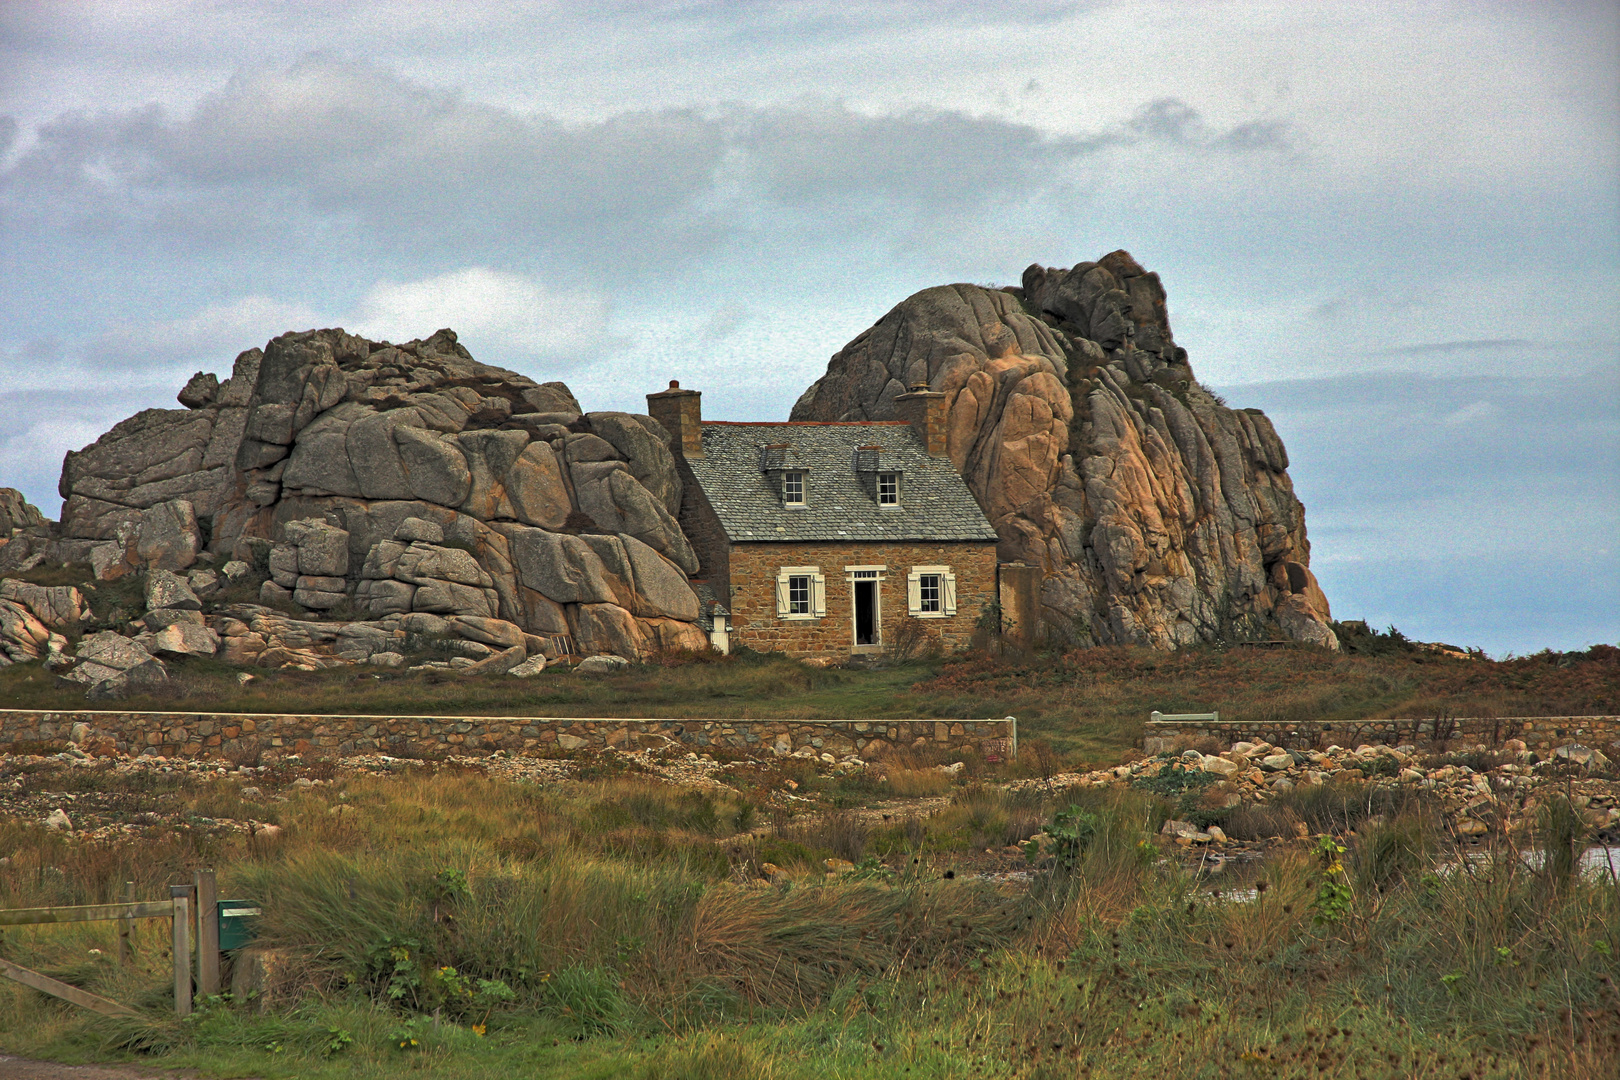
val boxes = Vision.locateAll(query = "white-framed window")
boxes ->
[782,471,805,505]
[877,472,899,506]
[907,565,957,618]
[788,575,810,614]
[775,565,825,619]
[917,573,941,613]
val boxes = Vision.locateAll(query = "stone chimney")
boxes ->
[894,384,948,457]
[646,380,703,458]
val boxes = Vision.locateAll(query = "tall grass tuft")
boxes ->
[1535,794,1593,890]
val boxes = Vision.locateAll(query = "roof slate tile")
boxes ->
[688,423,999,543]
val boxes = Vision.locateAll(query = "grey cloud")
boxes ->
[1128,98,1201,142]
[3,55,730,264]
[696,306,747,344]
[735,96,1293,212]
[2,57,1302,281]
[737,102,1084,209]
[1369,338,1533,357]
[1213,121,1293,153]
[1127,98,1296,153]
[1223,368,1617,544]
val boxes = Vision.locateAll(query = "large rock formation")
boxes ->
[791,251,1336,650]
[52,328,708,660]
[27,251,1333,665]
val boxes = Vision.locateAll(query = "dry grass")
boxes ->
[916,641,1620,761]
[0,764,1616,1077]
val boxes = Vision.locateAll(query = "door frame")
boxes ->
[844,565,886,653]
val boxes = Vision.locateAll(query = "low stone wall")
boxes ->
[0,709,1014,763]
[1144,715,1620,755]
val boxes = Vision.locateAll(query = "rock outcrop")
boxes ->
[791,252,1336,649]
[0,489,55,575]
[59,350,261,546]
[50,328,708,660]
[25,252,1333,663]
[0,489,46,539]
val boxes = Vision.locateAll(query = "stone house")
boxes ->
[646,381,1001,658]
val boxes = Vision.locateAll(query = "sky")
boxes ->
[1,0,1615,656]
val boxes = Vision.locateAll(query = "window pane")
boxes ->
[919,574,941,613]
[784,472,804,504]
[878,473,898,504]
[788,575,810,614]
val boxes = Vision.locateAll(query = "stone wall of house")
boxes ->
[0,709,1013,762]
[725,541,998,656]
[1143,715,1620,754]
[672,454,735,600]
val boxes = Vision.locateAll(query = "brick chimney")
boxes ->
[646,380,703,458]
[894,383,948,457]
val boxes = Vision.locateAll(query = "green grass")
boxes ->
[0,650,953,723]
[0,768,1616,1078]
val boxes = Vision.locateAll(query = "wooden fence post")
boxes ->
[169,885,192,1017]
[194,869,219,998]
[117,881,133,967]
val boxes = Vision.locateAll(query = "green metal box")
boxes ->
[216,900,261,951]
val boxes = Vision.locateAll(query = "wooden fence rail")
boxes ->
[0,868,222,1017]
[0,901,175,926]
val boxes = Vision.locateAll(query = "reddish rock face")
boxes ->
[792,254,1337,651]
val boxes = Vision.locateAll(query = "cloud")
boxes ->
[1440,400,1501,427]
[1217,366,1619,654]
[0,294,320,395]
[0,388,165,515]
[1371,338,1533,357]
[90,295,322,373]
[739,102,1084,210]
[349,268,610,362]
[1,54,731,267]
[695,306,748,344]
[1,55,1306,285]
[1126,97,1295,153]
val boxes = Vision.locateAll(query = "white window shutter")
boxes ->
[907,571,921,616]
[943,570,958,616]
[775,573,790,617]
[812,573,827,617]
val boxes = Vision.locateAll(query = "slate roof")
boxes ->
[687,422,999,543]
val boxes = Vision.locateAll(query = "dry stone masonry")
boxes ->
[0,709,1012,764]
[1144,715,1620,755]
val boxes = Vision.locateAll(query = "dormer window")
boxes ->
[854,444,904,508]
[877,472,899,507]
[761,442,809,508]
